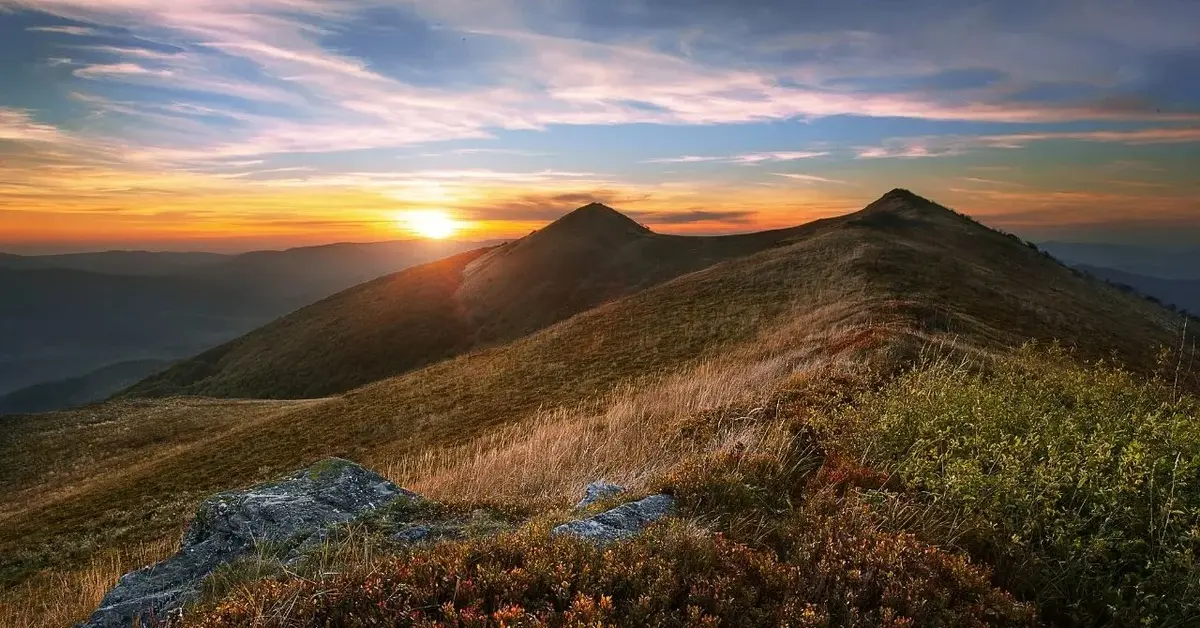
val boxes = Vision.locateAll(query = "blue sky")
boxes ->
[0,0,1197,252]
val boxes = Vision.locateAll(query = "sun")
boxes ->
[399,210,459,239]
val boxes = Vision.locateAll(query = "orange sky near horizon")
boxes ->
[3,0,1199,253]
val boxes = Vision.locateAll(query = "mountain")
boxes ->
[123,204,814,399]
[1078,264,1200,315]
[0,250,229,276]
[2,191,1195,625]
[0,359,172,416]
[1040,241,1200,280]
[0,240,491,405]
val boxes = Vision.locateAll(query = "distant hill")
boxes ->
[122,203,817,399]
[1078,264,1200,315]
[187,240,497,310]
[1040,241,1200,280]
[0,359,172,416]
[0,250,228,276]
[0,239,490,403]
[4,189,1192,613]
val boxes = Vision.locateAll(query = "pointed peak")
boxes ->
[539,202,651,239]
[861,188,963,219]
[881,188,925,203]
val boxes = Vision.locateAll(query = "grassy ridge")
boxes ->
[124,204,817,401]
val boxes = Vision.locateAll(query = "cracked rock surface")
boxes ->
[553,493,675,545]
[81,458,414,628]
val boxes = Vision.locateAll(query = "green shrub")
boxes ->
[834,347,1200,625]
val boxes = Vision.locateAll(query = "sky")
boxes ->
[0,0,1198,253]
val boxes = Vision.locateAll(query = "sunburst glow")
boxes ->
[399,210,460,239]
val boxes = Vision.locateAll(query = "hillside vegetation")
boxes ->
[2,190,1196,627]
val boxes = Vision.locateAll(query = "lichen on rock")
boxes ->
[553,493,675,545]
[80,458,417,628]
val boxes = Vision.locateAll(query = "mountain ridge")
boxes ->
[122,204,818,400]
[3,190,1195,626]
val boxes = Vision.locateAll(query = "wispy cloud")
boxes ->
[74,62,174,78]
[858,127,1200,158]
[646,151,829,165]
[0,107,66,143]
[27,25,98,36]
[643,155,727,164]
[770,173,844,184]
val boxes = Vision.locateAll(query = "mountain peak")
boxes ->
[538,202,651,239]
[856,188,970,227]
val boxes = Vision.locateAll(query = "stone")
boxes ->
[552,494,675,545]
[575,481,626,509]
[391,524,433,544]
[81,458,416,628]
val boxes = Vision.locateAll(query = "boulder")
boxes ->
[575,481,626,509]
[553,494,674,545]
[82,458,415,628]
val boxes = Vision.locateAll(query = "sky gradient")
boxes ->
[1,0,1198,253]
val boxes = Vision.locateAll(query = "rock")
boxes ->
[575,481,626,509]
[552,494,675,545]
[391,524,433,544]
[81,458,415,628]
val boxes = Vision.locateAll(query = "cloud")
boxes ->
[74,62,174,78]
[646,151,829,165]
[27,24,98,35]
[857,126,1200,158]
[0,108,67,143]
[7,0,1197,171]
[732,151,830,163]
[425,148,549,157]
[770,173,844,184]
[643,155,727,164]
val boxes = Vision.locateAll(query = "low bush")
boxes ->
[833,346,1200,625]
[180,506,1033,627]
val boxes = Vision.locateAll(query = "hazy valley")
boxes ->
[0,240,493,413]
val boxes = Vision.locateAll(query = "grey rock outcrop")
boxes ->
[575,481,626,509]
[82,458,415,628]
[553,493,675,545]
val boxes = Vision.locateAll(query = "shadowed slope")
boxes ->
[124,204,810,400]
[1,190,1192,606]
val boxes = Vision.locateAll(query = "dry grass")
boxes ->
[374,306,912,508]
[0,536,177,628]
[378,357,796,507]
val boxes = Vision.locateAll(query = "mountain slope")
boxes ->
[3,189,1192,602]
[123,204,812,399]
